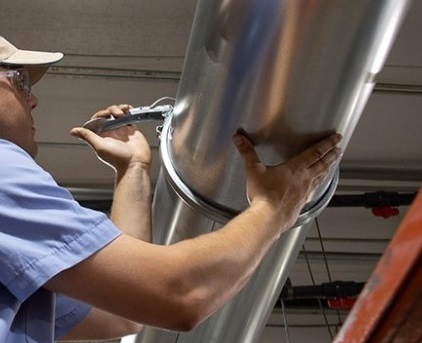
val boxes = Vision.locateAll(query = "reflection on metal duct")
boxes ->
[136,0,412,342]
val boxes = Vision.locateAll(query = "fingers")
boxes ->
[309,145,342,175]
[289,133,342,170]
[92,104,131,120]
[307,133,342,175]
[233,133,261,168]
[73,104,133,141]
[233,132,342,175]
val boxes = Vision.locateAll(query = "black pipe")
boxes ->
[275,280,365,310]
[77,191,417,212]
[280,281,365,300]
[328,191,416,208]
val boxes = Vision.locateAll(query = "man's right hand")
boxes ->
[233,132,342,231]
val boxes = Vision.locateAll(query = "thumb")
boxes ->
[233,133,261,169]
[70,127,103,149]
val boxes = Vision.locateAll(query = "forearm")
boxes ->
[45,200,289,331]
[172,199,287,321]
[111,162,152,241]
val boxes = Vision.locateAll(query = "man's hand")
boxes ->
[234,132,342,230]
[71,103,152,240]
[71,104,151,174]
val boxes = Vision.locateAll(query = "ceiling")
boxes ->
[1,1,421,342]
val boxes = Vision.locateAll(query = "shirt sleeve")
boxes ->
[0,139,121,301]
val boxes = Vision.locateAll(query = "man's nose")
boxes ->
[28,92,39,109]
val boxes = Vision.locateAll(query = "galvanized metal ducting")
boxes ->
[136,0,412,342]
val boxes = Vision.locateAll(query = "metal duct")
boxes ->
[136,0,412,342]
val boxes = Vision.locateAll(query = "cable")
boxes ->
[150,96,176,108]
[315,218,343,332]
[302,244,334,340]
[281,300,291,343]
[315,218,333,282]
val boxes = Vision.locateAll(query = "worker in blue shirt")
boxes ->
[0,36,342,342]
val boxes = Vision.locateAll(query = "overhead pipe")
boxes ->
[280,280,365,301]
[77,191,416,211]
[136,1,412,342]
[277,280,365,310]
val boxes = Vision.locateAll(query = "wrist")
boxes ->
[249,197,298,236]
[248,198,280,223]
[249,196,278,213]
[115,161,152,197]
[115,160,150,177]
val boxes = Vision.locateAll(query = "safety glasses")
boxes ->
[0,68,31,98]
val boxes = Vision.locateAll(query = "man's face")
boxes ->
[0,66,39,157]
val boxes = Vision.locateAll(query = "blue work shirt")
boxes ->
[0,139,121,342]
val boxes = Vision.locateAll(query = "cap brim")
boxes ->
[2,49,63,85]
[26,66,51,85]
[2,49,63,66]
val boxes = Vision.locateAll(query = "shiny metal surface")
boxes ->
[136,0,412,342]
[170,0,411,213]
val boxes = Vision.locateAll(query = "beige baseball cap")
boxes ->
[0,36,63,85]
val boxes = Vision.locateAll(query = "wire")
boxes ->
[315,218,333,282]
[315,218,343,331]
[281,300,291,343]
[150,96,176,108]
[302,243,334,340]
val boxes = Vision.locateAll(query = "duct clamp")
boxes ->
[82,99,174,134]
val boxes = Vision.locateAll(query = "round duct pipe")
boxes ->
[136,1,412,342]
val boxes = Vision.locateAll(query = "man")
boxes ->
[0,36,342,342]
